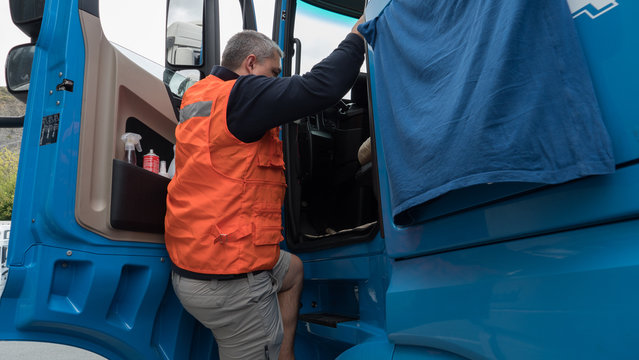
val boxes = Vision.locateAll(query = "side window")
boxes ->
[102,1,201,100]
[254,0,276,39]
[293,1,364,97]
[294,2,352,74]
[99,0,165,65]
[219,2,244,56]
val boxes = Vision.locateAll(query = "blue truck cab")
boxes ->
[1,0,638,359]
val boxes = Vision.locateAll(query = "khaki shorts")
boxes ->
[171,250,291,360]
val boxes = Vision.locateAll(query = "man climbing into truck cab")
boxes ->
[164,15,367,360]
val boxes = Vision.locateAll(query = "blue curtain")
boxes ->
[359,0,615,221]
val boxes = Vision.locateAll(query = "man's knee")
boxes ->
[281,254,303,292]
[289,254,303,284]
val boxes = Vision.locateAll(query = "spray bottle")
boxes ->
[121,133,142,166]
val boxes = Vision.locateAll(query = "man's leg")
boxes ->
[277,254,303,360]
[171,271,277,359]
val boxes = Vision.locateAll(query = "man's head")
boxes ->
[221,30,283,78]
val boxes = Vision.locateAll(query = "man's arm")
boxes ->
[227,32,366,143]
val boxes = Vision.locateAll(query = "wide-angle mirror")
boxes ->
[5,44,35,103]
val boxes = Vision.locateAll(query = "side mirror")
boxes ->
[9,0,45,38]
[5,44,35,103]
[166,0,204,67]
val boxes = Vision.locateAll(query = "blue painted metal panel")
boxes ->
[335,340,394,360]
[278,0,288,49]
[3,245,169,359]
[386,219,639,359]
[303,254,371,280]
[301,321,388,348]
[296,254,390,357]
[384,164,639,258]
[573,2,639,164]
[393,345,467,360]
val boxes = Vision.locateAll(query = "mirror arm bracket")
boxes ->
[0,116,25,128]
[56,79,74,92]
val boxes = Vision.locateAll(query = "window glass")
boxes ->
[113,44,166,81]
[113,44,198,100]
[101,1,200,97]
[254,0,277,40]
[219,1,244,57]
[99,0,165,65]
[293,2,360,74]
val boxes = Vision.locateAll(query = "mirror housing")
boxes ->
[166,0,204,67]
[5,44,35,103]
[9,0,45,39]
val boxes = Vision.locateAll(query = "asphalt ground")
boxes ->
[0,341,106,359]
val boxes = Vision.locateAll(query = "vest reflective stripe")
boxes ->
[165,75,286,275]
[179,100,213,124]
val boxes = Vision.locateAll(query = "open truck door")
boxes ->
[0,0,259,358]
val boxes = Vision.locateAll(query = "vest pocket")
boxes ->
[209,223,253,244]
[257,133,285,169]
[253,202,283,246]
[253,228,283,246]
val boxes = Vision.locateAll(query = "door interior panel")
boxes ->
[75,11,177,243]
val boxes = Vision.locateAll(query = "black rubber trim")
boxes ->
[271,0,282,41]
[299,313,359,328]
[287,222,379,253]
[364,58,385,239]
[302,0,364,18]
[240,0,257,30]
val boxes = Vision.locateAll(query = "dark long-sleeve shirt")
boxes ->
[211,33,365,143]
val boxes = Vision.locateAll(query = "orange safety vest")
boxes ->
[165,75,286,275]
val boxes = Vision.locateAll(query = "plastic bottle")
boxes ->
[143,149,160,173]
[121,133,142,166]
[159,160,169,178]
[167,145,176,178]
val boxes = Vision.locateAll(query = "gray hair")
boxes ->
[221,30,283,70]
